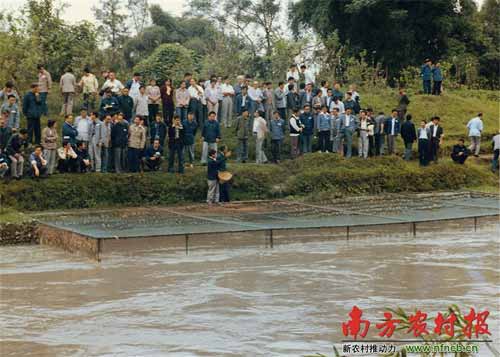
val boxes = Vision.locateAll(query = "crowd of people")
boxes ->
[0,62,497,203]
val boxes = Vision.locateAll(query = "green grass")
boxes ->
[0,207,30,224]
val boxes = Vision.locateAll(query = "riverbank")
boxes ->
[0,154,497,211]
[0,209,39,245]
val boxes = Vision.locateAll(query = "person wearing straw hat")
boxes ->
[217,145,232,202]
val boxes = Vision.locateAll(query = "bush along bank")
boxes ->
[0,154,496,211]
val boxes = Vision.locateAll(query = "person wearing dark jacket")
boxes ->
[428,116,444,162]
[6,129,28,179]
[217,145,231,202]
[286,84,299,120]
[75,141,91,173]
[111,114,129,173]
[384,110,401,155]
[142,138,163,171]
[118,88,134,122]
[182,112,198,167]
[100,89,120,118]
[201,112,221,164]
[22,83,43,144]
[150,113,167,146]
[397,89,410,120]
[167,115,185,174]
[62,114,78,146]
[299,105,314,153]
[206,149,220,204]
[400,114,417,161]
[0,115,12,153]
[451,139,469,164]
[29,145,48,178]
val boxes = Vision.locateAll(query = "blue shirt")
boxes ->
[421,64,432,80]
[202,120,221,143]
[269,118,285,140]
[432,67,442,81]
[317,113,332,131]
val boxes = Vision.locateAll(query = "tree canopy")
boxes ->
[290,0,494,82]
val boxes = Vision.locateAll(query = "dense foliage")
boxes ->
[290,0,500,88]
[133,44,196,83]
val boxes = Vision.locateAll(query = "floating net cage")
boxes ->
[34,192,499,240]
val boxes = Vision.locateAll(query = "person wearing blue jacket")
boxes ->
[316,105,332,152]
[62,114,78,146]
[22,83,43,144]
[432,62,443,96]
[420,59,432,94]
[338,107,358,158]
[182,112,198,167]
[149,112,167,146]
[201,111,221,164]
[299,104,314,153]
[384,109,401,155]
[269,111,285,163]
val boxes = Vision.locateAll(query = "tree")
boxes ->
[188,0,282,57]
[127,0,150,34]
[477,0,500,88]
[290,0,480,79]
[92,0,128,51]
[133,43,196,83]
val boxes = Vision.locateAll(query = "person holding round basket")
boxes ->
[217,145,232,203]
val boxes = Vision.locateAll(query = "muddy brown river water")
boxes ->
[1,224,499,356]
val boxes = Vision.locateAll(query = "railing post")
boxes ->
[185,234,189,254]
[269,229,274,248]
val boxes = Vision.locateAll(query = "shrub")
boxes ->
[133,43,196,84]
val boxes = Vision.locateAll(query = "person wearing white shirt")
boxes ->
[219,77,235,128]
[491,132,500,172]
[349,84,360,102]
[74,109,92,144]
[205,79,221,117]
[128,73,142,101]
[188,78,204,125]
[252,111,268,164]
[286,64,300,82]
[300,64,315,85]
[329,97,345,114]
[247,81,261,119]
[320,80,329,97]
[101,72,124,95]
[466,113,484,156]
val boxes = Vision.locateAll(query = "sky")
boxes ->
[0,0,485,24]
[0,0,186,23]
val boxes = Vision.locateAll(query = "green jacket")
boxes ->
[234,116,252,140]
